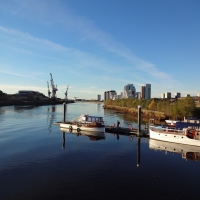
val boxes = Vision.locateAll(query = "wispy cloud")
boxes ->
[0,0,172,81]
[0,69,44,82]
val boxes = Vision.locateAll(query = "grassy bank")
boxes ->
[104,97,200,120]
[103,104,168,121]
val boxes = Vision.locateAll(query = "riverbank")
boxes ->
[0,100,75,107]
[103,104,171,121]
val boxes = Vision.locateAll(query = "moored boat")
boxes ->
[59,114,105,133]
[149,125,200,146]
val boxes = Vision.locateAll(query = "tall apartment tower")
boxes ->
[165,92,171,99]
[140,84,151,100]
[123,84,136,98]
[140,86,145,99]
[97,94,101,101]
[161,93,165,98]
[174,92,181,99]
[104,90,117,101]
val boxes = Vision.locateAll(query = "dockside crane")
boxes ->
[47,81,51,98]
[50,73,58,98]
[65,85,69,100]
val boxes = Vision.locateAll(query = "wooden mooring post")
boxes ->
[62,132,65,149]
[63,103,66,123]
[137,105,141,136]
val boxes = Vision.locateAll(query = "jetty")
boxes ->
[55,104,149,138]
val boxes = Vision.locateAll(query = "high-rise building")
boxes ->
[123,84,136,98]
[104,90,117,101]
[140,86,145,99]
[165,92,171,99]
[145,84,151,100]
[174,92,181,99]
[140,84,151,100]
[97,94,101,101]
[161,93,165,98]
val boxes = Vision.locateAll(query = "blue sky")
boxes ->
[0,0,200,100]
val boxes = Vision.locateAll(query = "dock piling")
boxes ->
[137,105,141,136]
[63,103,66,123]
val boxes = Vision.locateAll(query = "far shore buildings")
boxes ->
[97,94,101,101]
[162,92,181,99]
[104,83,151,100]
[6,90,48,101]
[140,84,151,100]
[123,84,136,98]
[104,90,117,101]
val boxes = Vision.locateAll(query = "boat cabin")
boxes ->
[78,114,104,123]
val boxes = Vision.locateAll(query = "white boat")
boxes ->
[149,125,200,146]
[59,114,105,133]
[149,139,200,161]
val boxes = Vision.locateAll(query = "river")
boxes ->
[0,102,200,199]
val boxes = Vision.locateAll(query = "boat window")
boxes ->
[96,118,99,122]
[88,117,92,122]
[92,118,95,122]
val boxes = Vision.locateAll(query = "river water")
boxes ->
[0,102,200,200]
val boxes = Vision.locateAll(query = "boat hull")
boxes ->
[60,123,105,133]
[149,128,200,147]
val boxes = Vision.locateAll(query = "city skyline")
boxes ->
[0,0,200,99]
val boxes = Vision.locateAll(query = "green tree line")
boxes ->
[104,97,200,119]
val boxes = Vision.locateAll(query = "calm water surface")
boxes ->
[0,102,200,200]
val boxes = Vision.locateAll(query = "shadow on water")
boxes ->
[14,105,37,112]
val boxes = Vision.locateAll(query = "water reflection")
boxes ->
[149,139,200,162]
[60,127,141,166]
[60,128,106,149]
[96,103,102,112]
[14,105,36,112]
[47,106,56,133]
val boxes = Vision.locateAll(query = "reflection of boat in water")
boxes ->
[60,128,105,141]
[60,114,105,133]
[149,139,200,161]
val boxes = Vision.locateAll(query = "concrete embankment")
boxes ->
[103,104,170,121]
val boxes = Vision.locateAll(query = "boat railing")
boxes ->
[151,125,183,133]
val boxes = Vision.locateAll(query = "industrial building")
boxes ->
[18,90,47,100]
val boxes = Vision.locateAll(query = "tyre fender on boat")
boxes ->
[69,126,73,132]
[77,128,81,132]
